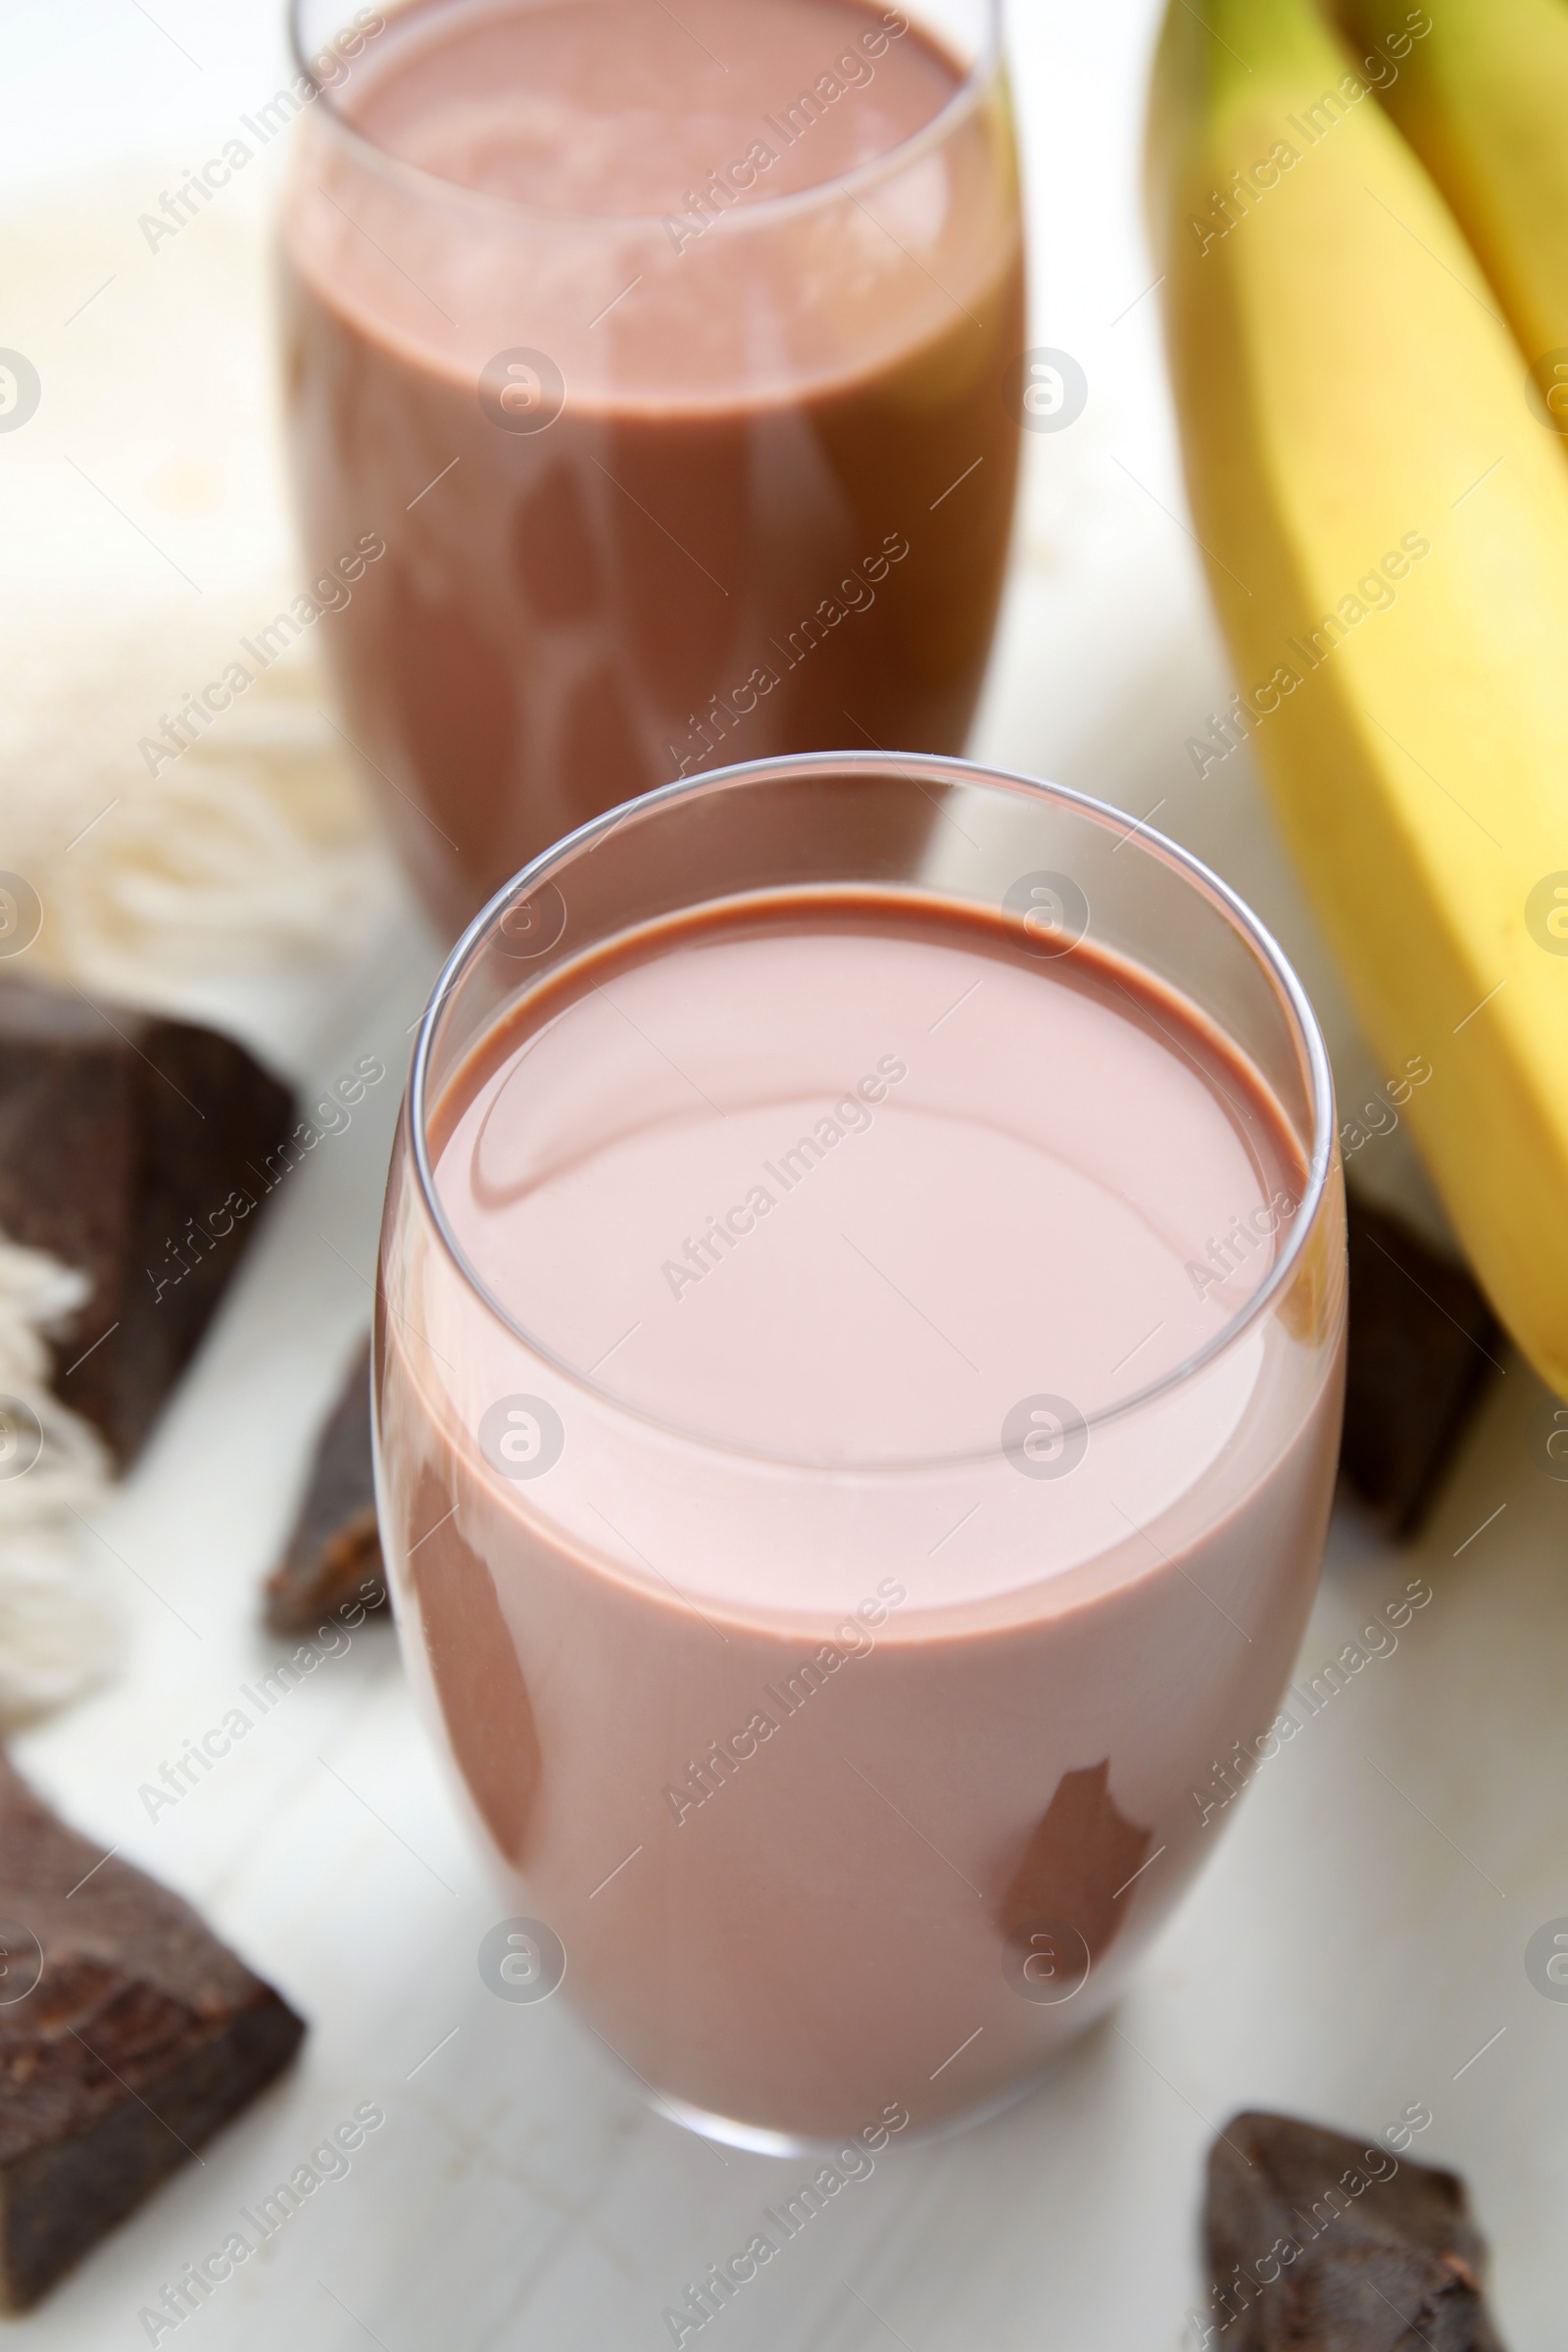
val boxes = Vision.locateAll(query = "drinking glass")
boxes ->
[373,751,1347,2151]
[281,0,1024,933]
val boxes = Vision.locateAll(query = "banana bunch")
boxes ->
[1149,0,1568,1395]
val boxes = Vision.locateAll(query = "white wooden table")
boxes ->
[4,5,1564,2345]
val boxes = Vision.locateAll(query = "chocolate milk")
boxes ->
[376,893,1346,2141]
[283,0,1025,930]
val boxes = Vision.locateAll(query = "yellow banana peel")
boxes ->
[1149,0,1568,1395]
[1335,0,1568,370]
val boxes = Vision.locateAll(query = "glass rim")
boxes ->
[406,751,1340,1477]
[288,0,1005,237]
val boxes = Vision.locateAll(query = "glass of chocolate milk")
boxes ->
[282,0,1024,934]
[374,752,1348,2151]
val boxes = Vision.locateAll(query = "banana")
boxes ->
[1148,0,1568,1394]
[1334,0,1568,380]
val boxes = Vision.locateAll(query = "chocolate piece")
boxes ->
[999,1759,1151,1966]
[1203,2110,1507,2349]
[0,972,296,1464]
[1341,1191,1503,1538]
[264,1339,388,1634]
[0,1753,305,2310]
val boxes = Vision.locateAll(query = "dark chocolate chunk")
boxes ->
[1203,2110,1507,2350]
[0,1752,305,2310]
[999,1759,1151,1967]
[0,972,296,1464]
[1341,1190,1503,1538]
[264,1339,388,1634]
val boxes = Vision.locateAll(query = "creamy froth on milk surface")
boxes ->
[434,896,1302,1566]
